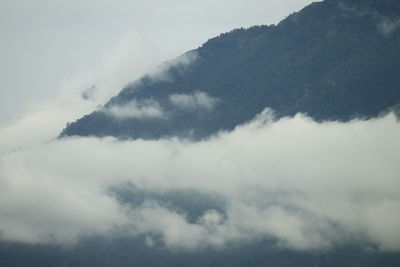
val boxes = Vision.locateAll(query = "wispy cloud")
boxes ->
[378,17,400,35]
[143,51,199,84]
[169,91,219,111]
[104,99,166,119]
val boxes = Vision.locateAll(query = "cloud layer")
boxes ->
[1,110,399,251]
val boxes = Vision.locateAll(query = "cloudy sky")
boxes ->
[0,0,315,125]
[1,0,400,254]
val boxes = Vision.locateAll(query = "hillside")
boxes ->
[60,0,400,140]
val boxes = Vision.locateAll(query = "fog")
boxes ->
[1,110,399,251]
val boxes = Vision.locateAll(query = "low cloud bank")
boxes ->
[1,110,399,251]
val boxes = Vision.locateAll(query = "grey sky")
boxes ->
[0,0,316,125]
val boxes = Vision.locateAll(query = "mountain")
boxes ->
[1,239,400,267]
[60,0,400,140]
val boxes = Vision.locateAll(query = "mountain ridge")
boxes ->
[61,0,400,140]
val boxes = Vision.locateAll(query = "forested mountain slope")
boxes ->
[61,0,400,140]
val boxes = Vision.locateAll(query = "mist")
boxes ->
[1,110,399,251]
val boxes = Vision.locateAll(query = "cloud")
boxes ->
[103,99,166,119]
[378,18,400,35]
[169,91,219,110]
[1,111,399,251]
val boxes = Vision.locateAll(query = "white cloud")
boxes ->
[104,99,166,119]
[1,111,399,251]
[169,91,219,110]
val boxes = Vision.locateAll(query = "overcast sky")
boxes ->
[0,0,316,125]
